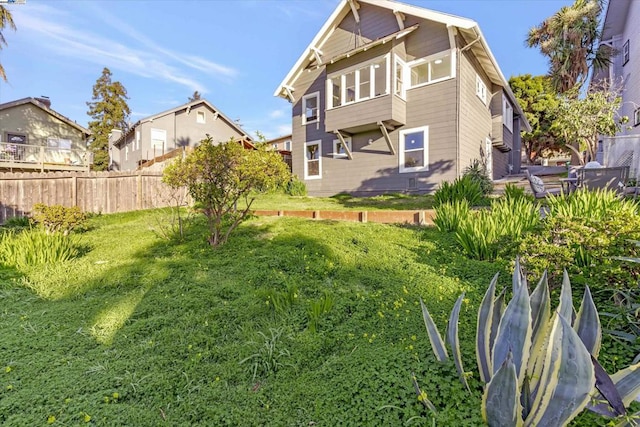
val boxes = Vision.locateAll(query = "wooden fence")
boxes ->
[0,171,186,223]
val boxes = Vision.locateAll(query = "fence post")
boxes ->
[71,175,78,207]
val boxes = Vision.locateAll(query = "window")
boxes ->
[634,108,640,127]
[46,138,71,150]
[272,143,279,150]
[284,140,291,151]
[406,52,453,89]
[304,140,322,179]
[502,94,513,132]
[150,128,166,152]
[135,130,140,150]
[399,126,428,173]
[196,111,206,124]
[125,145,129,161]
[302,92,319,124]
[332,137,352,158]
[326,55,390,109]
[476,74,487,105]
[395,57,405,98]
[623,40,630,66]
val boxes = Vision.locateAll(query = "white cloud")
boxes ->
[11,3,236,92]
[269,109,286,119]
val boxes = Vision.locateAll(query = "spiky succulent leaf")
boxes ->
[477,273,499,383]
[529,271,550,339]
[490,287,506,358]
[591,355,625,417]
[525,315,594,427]
[574,285,601,358]
[513,256,526,294]
[492,280,532,386]
[526,271,552,405]
[411,371,437,414]
[482,352,523,427]
[448,293,470,392]
[420,297,448,362]
[609,362,640,409]
[558,270,575,324]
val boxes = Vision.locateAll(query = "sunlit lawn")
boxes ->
[246,192,435,211]
[0,208,631,425]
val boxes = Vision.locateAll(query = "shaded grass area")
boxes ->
[246,192,435,211]
[0,210,633,425]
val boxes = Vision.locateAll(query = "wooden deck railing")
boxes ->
[0,141,92,172]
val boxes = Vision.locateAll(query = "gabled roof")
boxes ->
[0,97,91,136]
[113,99,251,147]
[274,0,530,131]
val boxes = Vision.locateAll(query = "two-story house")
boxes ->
[0,97,91,171]
[591,0,640,177]
[109,99,250,171]
[274,0,529,196]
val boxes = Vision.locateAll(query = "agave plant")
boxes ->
[417,258,640,426]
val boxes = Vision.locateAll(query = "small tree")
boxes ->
[163,137,289,247]
[552,81,626,164]
[188,91,201,102]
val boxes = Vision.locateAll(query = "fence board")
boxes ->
[0,171,185,223]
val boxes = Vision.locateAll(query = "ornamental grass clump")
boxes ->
[415,258,640,426]
[433,200,470,233]
[433,176,483,207]
[0,228,79,271]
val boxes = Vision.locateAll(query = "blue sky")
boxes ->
[1,0,571,140]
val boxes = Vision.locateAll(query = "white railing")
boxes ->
[0,141,92,170]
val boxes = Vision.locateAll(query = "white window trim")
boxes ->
[405,49,456,91]
[304,140,322,180]
[326,54,390,110]
[125,145,129,161]
[502,94,513,132]
[399,126,429,173]
[476,74,488,105]
[150,128,167,151]
[196,110,206,124]
[302,92,320,125]
[135,130,140,150]
[395,56,407,99]
[634,108,640,127]
[284,140,292,151]
[623,39,630,66]
[332,137,352,158]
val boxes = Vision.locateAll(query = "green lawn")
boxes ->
[246,192,435,211]
[0,209,632,425]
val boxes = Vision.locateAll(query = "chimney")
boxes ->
[35,96,51,109]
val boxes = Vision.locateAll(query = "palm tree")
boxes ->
[0,5,16,82]
[527,0,610,94]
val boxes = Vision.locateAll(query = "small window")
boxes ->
[502,95,513,132]
[358,65,371,100]
[135,130,140,150]
[395,58,405,98]
[304,140,322,179]
[272,143,279,150]
[150,128,166,152]
[196,111,206,124]
[476,75,487,105]
[399,126,429,173]
[623,40,630,66]
[125,145,129,161]
[345,71,356,103]
[634,108,640,127]
[332,137,352,158]
[302,92,319,125]
[284,140,291,151]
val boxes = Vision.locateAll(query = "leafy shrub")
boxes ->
[0,229,79,270]
[455,209,499,261]
[503,183,534,202]
[520,190,640,287]
[32,203,88,235]
[417,259,640,426]
[285,175,307,196]
[463,159,493,195]
[2,216,31,229]
[433,175,483,207]
[490,197,540,241]
[433,200,470,232]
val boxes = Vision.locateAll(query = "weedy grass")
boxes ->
[0,208,634,426]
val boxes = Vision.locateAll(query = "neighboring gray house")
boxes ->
[109,99,250,171]
[274,0,530,196]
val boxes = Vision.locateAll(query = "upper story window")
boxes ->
[332,137,352,158]
[327,55,389,109]
[399,126,429,173]
[196,111,206,124]
[623,40,630,66]
[272,143,279,150]
[634,108,640,127]
[284,140,291,151]
[476,74,488,105]
[151,128,166,151]
[502,94,513,132]
[394,51,454,98]
[135,130,140,150]
[302,92,319,125]
[394,57,406,98]
[304,140,322,179]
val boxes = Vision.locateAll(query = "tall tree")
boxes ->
[509,74,564,163]
[527,0,610,94]
[188,91,201,102]
[86,68,130,171]
[0,5,16,82]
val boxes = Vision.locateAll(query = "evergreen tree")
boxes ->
[86,67,130,171]
[188,91,201,102]
[0,5,16,82]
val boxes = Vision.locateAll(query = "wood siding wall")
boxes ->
[0,171,185,223]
